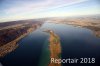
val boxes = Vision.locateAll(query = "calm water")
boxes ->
[0,22,100,66]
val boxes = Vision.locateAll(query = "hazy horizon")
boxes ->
[0,0,100,22]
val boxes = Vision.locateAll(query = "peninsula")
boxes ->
[44,30,61,66]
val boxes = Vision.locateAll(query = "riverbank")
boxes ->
[0,26,38,57]
[46,16,100,38]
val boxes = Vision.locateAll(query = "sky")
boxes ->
[0,0,100,22]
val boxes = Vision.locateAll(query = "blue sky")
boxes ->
[0,0,100,22]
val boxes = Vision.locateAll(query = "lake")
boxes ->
[0,22,100,66]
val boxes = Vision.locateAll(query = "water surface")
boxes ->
[0,22,100,66]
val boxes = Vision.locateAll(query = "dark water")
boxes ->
[0,22,100,66]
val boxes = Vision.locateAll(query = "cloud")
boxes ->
[1,0,92,22]
[2,0,88,14]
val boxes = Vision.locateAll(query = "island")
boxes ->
[44,30,61,66]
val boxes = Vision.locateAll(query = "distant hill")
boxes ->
[0,19,41,28]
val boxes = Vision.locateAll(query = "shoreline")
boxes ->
[0,26,36,57]
[44,30,62,66]
[46,17,100,38]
